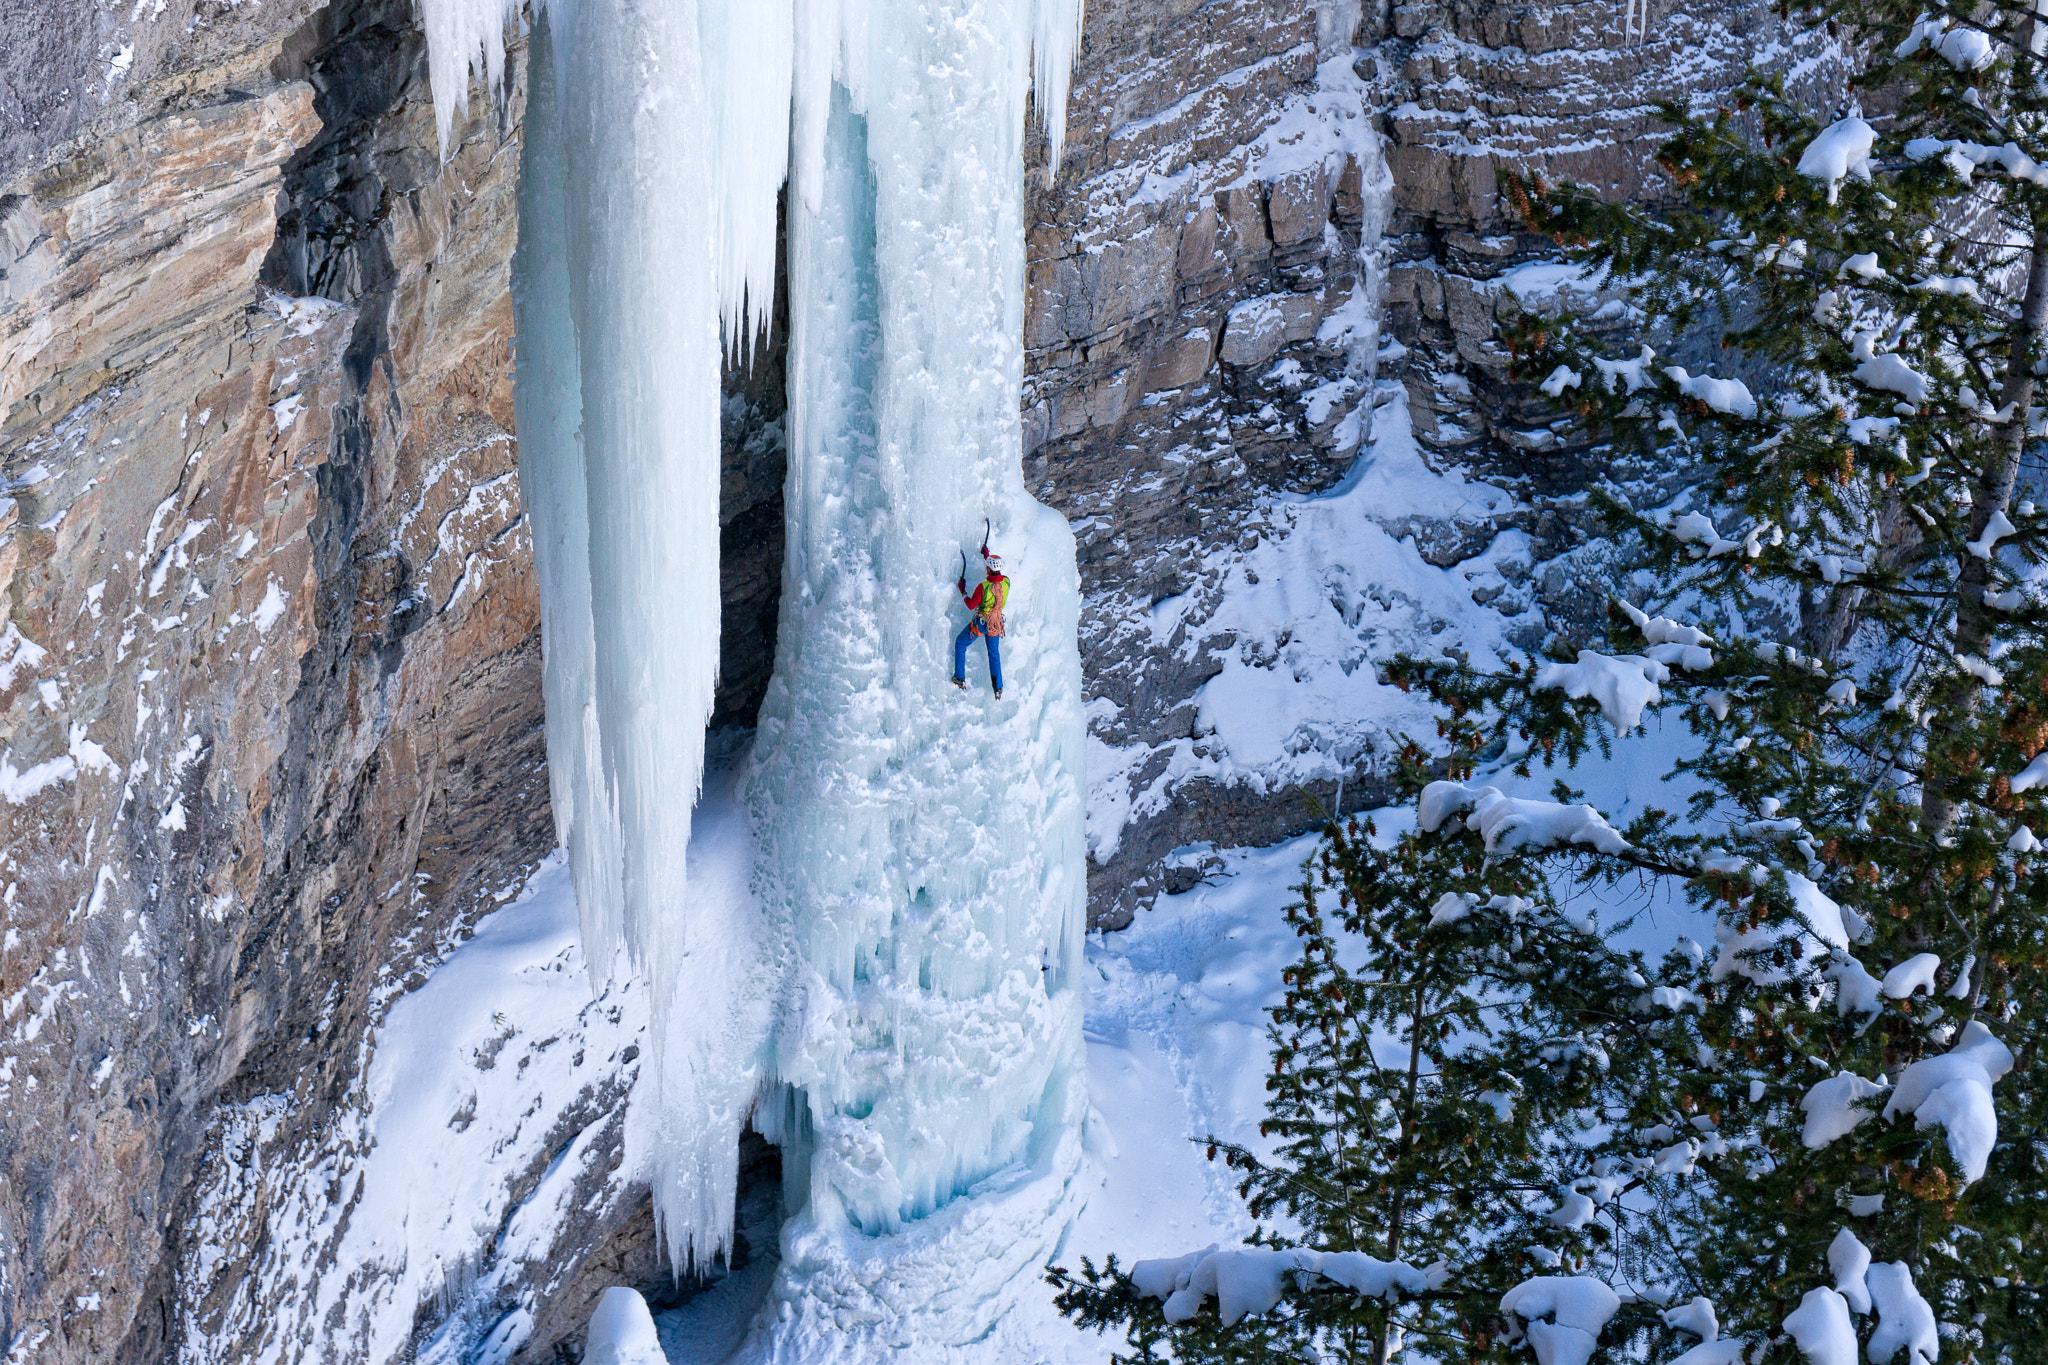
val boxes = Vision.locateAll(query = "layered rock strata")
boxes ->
[0,2,556,1355]
[2,0,802,1352]
[1022,0,1838,925]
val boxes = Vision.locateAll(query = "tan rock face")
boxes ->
[0,0,567,1356]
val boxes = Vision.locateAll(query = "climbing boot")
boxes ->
[993,686,1003,700]
[951,676,966,690]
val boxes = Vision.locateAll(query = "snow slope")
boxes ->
[1087,393,1528,865]
[287,790,1299,1365]
[328,731,1713,1364]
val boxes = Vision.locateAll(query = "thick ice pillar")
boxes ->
[743,7,1089,1353]
[438,0,1087,1339]
[512,0,765,1269]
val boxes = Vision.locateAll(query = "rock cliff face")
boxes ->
[1022,0,1835,925]
[0,0,1833,1358]
[0,1,560,1356]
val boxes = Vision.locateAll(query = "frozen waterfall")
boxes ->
[430,0,1089,1353]
[743,29,1089,1354]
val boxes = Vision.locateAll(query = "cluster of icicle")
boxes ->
[424,0,1092,1351]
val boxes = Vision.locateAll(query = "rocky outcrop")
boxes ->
[1023,0,1390,926]
[1378,0,1839,476]
[1023,0,1839,925]
[0,0,813,1347]
[0,0,550,1355]
[0,1,327,194]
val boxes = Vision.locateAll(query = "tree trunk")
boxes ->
[1375,989,1428,1365]
[1923,223,2048,834]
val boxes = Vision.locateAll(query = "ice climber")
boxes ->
[953,548,1009,698]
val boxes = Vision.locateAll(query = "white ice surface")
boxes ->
[730,4,1091,1354]
[449,0,1091,1289]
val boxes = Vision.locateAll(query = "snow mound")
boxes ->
[1662,1296,1718,1341]
[1669,1342,1750,1365]
[1826,953,1885,1023]
[586,1288,667,1365]
[2010,750,2048,793]
[1880,952,1940,999]
[1850,333,1932,404]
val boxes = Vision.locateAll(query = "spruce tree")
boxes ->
[1058,1,2046,1360]
[1051,740,1688,1363]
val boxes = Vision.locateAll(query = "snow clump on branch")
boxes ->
[1127,1246,1429,1326]
[1420,781,1630,856]
[1664,366,1758,418]
[2008,749,2048,793]
[1499,1276,1621,1365]
[1535,651,1669,730]
[1782,1285,1858,1365]
[1896,14,1996,70]
[1880,1020,2013,1182]
[1795,117,1876,203]
[1850,331,1932,404]
[1800,1071,1888,1149]
[1865,1262,1939,1365]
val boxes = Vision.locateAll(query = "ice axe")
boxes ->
[957,549,967,596]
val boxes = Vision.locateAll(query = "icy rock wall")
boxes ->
[1020,2,1400,925]
[429,0,1089,1333]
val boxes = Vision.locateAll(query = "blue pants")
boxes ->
[955,623,1003,691]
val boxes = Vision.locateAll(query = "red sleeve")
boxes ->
[966,582,987,609]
